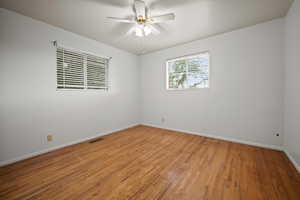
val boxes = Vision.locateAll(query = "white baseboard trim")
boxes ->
[142,123,283,151]
[283,149,300,173]
[0,123,139,167]
[4,123,299,174]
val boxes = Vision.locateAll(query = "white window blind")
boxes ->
[86,54,108,89]
[56,47,109,90]
[166,52,210,90]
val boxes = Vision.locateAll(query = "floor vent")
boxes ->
[89,137,104,144]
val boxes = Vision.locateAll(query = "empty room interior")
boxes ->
[1,0,300,199]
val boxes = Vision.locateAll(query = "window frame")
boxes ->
[165,51,210,91]
[55,45,110,91]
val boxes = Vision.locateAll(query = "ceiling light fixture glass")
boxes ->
[135,25,152,37]
[135,26,143,37]
[143,25,151,36]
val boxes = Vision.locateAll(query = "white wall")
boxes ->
[284,0,300,168]
[0,8,140,164]
[140,19,284,147]
[0,7,292,166]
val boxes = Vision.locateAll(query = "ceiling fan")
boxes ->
[107,0,175,37]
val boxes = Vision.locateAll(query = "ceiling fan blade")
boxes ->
[150,13,175,23]
[146,24,160,35]
[107,17,136,23]
[134,0,146,19]
[87,0,131,8]
[145,6,151,19]
[150,0,199,9]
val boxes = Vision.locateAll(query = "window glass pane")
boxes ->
[169,72,188,89]
[187,73,209,88]
[168,60,187,73]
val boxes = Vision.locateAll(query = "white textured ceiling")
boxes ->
[0,0,293,55]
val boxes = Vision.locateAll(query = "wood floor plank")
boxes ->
[0,125,299,200]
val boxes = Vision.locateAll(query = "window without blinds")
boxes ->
[166,52,209,90]
[56,47,109,90]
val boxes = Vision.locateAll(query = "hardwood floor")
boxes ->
[0,125,300,200]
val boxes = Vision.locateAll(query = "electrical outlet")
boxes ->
[275,133,280,137]
[47,135,53,142]
[161,117,165,123]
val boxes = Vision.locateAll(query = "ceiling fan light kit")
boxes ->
[135,26,144,37]
[107,0,175,37]
[135,25,151,37]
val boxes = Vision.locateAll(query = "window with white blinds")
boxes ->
[56,47,109,90]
